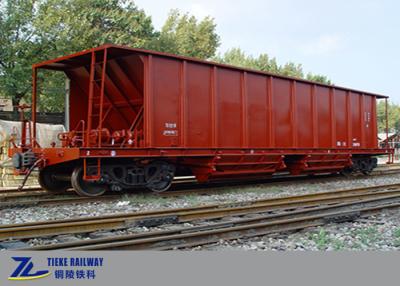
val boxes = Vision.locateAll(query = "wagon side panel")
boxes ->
[315,86,331,148]
[150,56,181,147]
[296,82,313,148]
[185,62,213,147]
[350,92,362,148]
[246,73,268,148]
[273,78,292,148]
[67,69,88,131]
[216,68,242,147]
[334,89,348,148]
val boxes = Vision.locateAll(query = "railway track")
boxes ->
[63,199,400,251]
[2,182,400,250]
[1,166,400,208]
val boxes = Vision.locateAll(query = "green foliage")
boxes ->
[0,0,156,112]
[307,226,385,250]
[214,48,279,72]
[280,62,304,78]
[353,226,380,247]
[35,0,156,56]
[37,70,67,113]
[309,228,331,250]
[155,9,220,59]
[214,47,331,84]
[392,227,400,247]
[0,1,331,112]
[377,100,400,133]
[306,73,332,85]
[0,0,41,110]
[33,0,157,112]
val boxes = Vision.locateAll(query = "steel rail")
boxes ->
[26,193,400,250]
[1,168,400,207]
[2,183,400,241]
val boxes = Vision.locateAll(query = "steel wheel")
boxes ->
[38,167,71,192]
[147,178,173,193]
[71,166,107,197]
[145,161,175,193]
[340,167,353,177]
[360,160,372,175]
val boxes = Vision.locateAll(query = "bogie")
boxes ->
[69,161,175,196]
[340,157,377,176]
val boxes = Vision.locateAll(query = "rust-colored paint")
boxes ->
[19,44,391,180]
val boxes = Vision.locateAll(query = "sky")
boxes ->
[134,0,400,103]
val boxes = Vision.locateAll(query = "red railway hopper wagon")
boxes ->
[9,44,393,196]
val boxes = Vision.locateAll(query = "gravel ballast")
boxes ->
[196,209,400,251]
[1,174,400,225]
[2,174,400,250]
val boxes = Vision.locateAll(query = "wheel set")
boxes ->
[38,161,176,196]
[71,166,108,197]
[339,157,378,177]
[38,166,71,192]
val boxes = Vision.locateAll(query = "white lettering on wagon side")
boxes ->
[163,122,178,136]
[163,130,178,136]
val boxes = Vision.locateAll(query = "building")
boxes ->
[379,132,400,149]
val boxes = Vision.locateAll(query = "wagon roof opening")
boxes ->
[33,44,388,99]
[33,45,135,71]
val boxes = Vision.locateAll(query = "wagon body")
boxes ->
[144,51,378,151]
[9,45,392,195]
[64,45,381,151]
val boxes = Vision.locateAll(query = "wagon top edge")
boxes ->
[33,43,388,99]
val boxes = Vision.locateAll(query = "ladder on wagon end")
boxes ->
[84,48,108,180]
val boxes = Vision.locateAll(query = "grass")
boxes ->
[336,226,382,250]
[307,226,384,250]
[353,226,380,246]
[332,239,345,250]
[308,228,347,250]
[309,228,331,250]
[392,227,400,247]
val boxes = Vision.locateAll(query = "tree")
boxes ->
[0,0,157,112]
[280,62,304,78]
[214,47,331,84]
[0,0,42,113]
[377,100,400,133]
[33,0,157,112]
[213,48,257,68]
[306,73,332,85]
[35,0,156,56]
[155,9,220,59]
[253,54,280,73]
[214,48,280,73]
[1,1,333,113]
